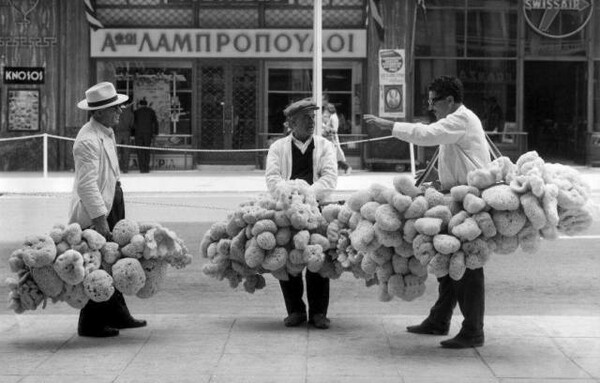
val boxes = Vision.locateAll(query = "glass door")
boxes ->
[198,62,258,163]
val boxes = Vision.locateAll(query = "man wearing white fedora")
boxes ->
[70,81,147,337]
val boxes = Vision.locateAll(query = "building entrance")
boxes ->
[524,61,587,164]
[198,62,258,164]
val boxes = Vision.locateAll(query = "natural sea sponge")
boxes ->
[136,259,168,298]
[82,229,107,251]
[112,219,140,246]
[21,235,57,268]
[112,258,146,295]
[61,283,89,309]
[31,265,64,298]
[482,184,520,211]
[83,269,114,302]
[492,209,527,237]
[53,249,85,285]
[375,204,402,231]
[433,234,461,255]
[262,247,288,271]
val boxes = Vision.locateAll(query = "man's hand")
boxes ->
[91,215,111,240]
[363,114,395,132]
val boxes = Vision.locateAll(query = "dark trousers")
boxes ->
[279,270,329,318]
[427,267,485,337]
[79,182,134,330]
[135,136,152,173]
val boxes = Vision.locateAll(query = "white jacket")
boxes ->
[392,105,491,190]
[69,117,120,229]
[265,134,338,202]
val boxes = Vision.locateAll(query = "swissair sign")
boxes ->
[523,0,593,38]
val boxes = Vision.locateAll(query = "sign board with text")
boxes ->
[378,49,405,118]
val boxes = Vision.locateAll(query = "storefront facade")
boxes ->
[1,0,599,171]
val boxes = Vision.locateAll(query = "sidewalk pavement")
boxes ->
[2,165,600,195]
[1,168,600,383]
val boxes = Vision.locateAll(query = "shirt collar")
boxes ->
[291,134,313,154]
[91,117,115,138]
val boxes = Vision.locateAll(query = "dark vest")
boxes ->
[290,140,314,185]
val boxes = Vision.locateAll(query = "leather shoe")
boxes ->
[309,314,330,329]
[440,333,484,349]
[406,319,449,335]
[284,312,307,327]
[110,317,147,329]
[78,325,119,338]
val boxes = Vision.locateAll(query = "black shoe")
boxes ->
[78,325,119,338]
[309,314,330,329]
[406,319,449,335]
[109,317,147,329]
[440,333,484,349]
[284,312,307,327]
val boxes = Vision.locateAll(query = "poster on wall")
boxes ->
[378,49,405,118]
[7,89,39,131]
[133,76,171,135]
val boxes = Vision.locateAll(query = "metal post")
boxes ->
[43,133,48,178]
[313,0,322,133]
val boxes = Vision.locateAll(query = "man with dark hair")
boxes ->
[71,81,147,337]
[133,98,158,173]
[265,98,338,329]
[364,75,491,348]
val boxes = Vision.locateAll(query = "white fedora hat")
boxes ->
[77,81,129,111]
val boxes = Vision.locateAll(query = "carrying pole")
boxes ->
[43,133,48,178]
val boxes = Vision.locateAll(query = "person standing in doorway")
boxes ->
[364,75,491,349]
[322,103,352,175]
[133,98,158,173]
[266,98,338,329]
[71,81,147,337]
[114,102,134,173]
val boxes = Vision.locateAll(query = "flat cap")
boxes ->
[283,98,319,117]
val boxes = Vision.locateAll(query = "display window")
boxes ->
[97,61,193,140]
[266,62,360,136]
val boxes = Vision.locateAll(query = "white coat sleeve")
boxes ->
[265,141,287,198]
[392,112,468,146]
[74,139,108,219]
[310,140,338,202]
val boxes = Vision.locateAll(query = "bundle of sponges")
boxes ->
[335,151,594,303]
[6,219,192,313]
[201,179,342,293]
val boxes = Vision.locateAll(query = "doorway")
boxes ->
[524,61,587,164]
[198,62,258,164]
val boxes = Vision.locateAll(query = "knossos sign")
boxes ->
[523,0,593,38]
[91,29,366,58]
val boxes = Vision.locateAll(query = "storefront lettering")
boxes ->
[294,33,310,52]
[196,34,211,51]
[4,67,44,84]
[233,34,251,52]
[92,29,367,58]
[274,34,292,52]
[327,33,344,53]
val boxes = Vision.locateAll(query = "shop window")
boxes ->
[595,63,600,132]
[267,67,354,135]
[97,62,193,138]
[415,0,517,58]
[414,59,516,137]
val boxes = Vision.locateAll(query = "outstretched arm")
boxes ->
[363,114,395,132]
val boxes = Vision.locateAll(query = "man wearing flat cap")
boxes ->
[71,81,147,337]
[265,97,338,329]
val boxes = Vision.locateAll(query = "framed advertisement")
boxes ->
[7,89,40,131]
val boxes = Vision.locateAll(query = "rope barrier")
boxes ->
[1,133,395,153]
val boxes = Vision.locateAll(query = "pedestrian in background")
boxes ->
[114,102,134,173]
[322,102,352,175]
[364,75,491,349]
[133,98,158,173]
[71,81,147,337]
[265,98,338,329]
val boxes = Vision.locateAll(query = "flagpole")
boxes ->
[313,0,322,135]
